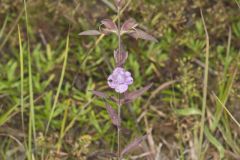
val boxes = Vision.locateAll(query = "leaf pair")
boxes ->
[87,135,147,159]
[90,83,153,102]
[90,83,153,127]
[79,18,158,42]
[107,84,153,104]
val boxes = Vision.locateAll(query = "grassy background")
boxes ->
[0,0,240,159]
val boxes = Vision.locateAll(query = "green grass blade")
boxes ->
[18,25,25,132]
[23,0,36,159]
[45,34,70,134]
[27,43,36,159]
[199,9,210,159]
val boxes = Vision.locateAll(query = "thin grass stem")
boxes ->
[213,93,240,128]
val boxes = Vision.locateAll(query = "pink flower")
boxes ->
[108,67,133,93]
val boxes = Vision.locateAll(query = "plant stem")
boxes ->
[117,6,122,160]
[118,7,121,53]
[118,94,121,160]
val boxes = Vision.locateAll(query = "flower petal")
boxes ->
[108,81,117,88]
[115,84,128,93]
[108,75,116,88]
[125,71,131,77]
[126,77,133,85]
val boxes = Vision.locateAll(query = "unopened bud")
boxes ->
[114,0,124,8]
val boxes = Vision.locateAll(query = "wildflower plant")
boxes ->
[79,0,157,159]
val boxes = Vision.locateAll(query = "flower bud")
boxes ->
[114,0,124,8]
